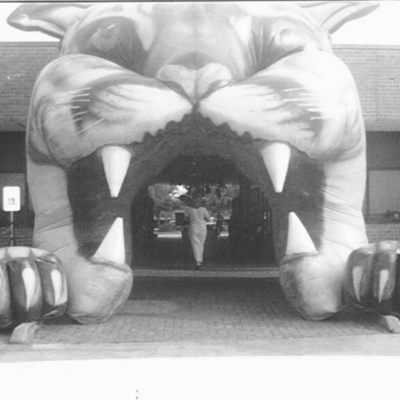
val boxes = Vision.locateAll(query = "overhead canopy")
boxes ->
[154,155,242,187]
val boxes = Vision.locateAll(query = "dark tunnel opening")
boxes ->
[130,155,277,270]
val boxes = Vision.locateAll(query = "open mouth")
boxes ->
[67,114,325,267]
[18,2,372,324]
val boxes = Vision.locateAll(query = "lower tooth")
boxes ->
[285,212,317,256]
[93,217,126,265]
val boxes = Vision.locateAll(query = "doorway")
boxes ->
[130,156,276,270]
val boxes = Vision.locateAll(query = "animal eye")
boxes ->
[99,23,118,40]
[73,17,147,73]
[92,22,120,48]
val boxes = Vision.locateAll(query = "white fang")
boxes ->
[101,145,132,198]
[378,269,390,303]
[22,268,36,310]
[285,212,317,256]
[260,142,291,193]
[93,217,125,265]
[352,266,363,302]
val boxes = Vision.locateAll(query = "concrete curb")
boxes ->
[2,333,400,361]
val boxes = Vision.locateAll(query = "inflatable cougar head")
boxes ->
[6,2,379,323]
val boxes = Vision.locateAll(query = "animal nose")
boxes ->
[157,63,232,103]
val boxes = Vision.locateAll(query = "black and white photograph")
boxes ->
[0,1,399,398]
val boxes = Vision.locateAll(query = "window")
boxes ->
[366,132,400,221]
[368,170,400,215]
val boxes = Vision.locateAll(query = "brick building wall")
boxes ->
[0,42,59,132]
[366,224,400,243]
[334,45,400,132]
[0,227,32,247]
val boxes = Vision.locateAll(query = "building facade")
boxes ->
[0,42,400,243]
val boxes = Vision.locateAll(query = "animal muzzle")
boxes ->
[157,63,233,103]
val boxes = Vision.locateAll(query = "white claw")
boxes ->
[285,212,317,256]
[352,265,363,302]
[61,274,68,305]
[101,145,132,198]
[22,267,36,310]
[378,269,390,303]
[51,270,65,305]
[93,217,125,265]
[260,142,291,193]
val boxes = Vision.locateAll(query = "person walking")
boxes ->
[187,195,209,270]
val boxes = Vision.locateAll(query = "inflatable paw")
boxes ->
[345,241,400,317]
[7,2,378,323]
[0,247,67,329]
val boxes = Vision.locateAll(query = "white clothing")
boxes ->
[187,206,209,263]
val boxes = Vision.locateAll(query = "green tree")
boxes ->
[151,184,183,222]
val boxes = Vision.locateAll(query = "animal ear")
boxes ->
[297,1,379,33]
[7,3,91,39]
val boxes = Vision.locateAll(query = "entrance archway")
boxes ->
[130,155,276,270]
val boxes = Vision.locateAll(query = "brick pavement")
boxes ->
[0,231,395,351]
[1,270,387,347]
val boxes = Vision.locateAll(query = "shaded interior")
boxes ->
[66,114,325,269]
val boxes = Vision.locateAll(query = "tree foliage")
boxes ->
[150,183,238,220]
[151,156,240,220]
[151,184,183,217]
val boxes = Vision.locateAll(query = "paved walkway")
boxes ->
[1,269,398,361]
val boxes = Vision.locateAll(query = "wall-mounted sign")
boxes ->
[3,186,21,212]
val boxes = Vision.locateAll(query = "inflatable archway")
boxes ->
[3,2,397,329]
